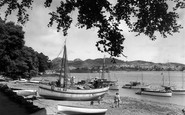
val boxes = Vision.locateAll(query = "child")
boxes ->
[114,92,121,108]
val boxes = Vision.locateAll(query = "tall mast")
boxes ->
[168,61,171,86]
[62,43,68,91]
[182,71,184,89]
[101,55,105,79]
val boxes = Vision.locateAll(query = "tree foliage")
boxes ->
[0,18,50,79]
[0,18,25,78]
[0,0,185,57]
[37,52,50,72]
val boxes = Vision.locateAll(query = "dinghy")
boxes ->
[13,89,38,97]
[57,105,107,115]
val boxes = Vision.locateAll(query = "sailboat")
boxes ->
[136,72,172,97]
[170,71,185,95]
[162,63,185,95]
[38,42,109,101]
[122,71,149,89]
[99,56,119,90]
[136,87,172,97]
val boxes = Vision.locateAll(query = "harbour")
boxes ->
[0,70,185,115]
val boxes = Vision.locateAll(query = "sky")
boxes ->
[0,1,185,64]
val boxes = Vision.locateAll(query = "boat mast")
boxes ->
[182,71,184,89]
[168,62,171,86]
[101,55,105,79]
[141,71,143,85]
[58,41,68,91]
[63,43,68,91]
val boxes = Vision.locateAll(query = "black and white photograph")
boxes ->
[0,0,185,115]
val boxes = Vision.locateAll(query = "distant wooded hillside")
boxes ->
[50,58,185,72]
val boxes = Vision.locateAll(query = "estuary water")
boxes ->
[71,71,185,106]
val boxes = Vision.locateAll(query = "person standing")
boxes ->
[114,92,121,108]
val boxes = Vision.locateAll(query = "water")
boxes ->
[71,71,185,106]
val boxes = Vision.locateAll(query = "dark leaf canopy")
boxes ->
[1,0,184,57]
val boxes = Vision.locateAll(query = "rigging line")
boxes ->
[56,38,68,58]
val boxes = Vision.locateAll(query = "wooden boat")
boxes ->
[38,84,109,100]
[172,71,185,94]
[38,42,109,101]
[162,71,185,95]
[13,89,38,97]
[29,80,40,84]
[57,105,107,115]
[122,81,149,89]
[172,89,185,95]
[98,56,119,90]
[123,72,149,89]
[136,87,172,97]
[11,78,28,83]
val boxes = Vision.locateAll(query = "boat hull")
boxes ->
[38,85,109,101]
[172,89,185,95]
[57,105,107,115]
[122,82,150,89]
[13,89,37,97]
[138,90,172,97]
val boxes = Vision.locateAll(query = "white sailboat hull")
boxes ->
[13,89,37,97]
[57,105,107,115]
[172,89,185,95]
[38,85,109,101]
[138,90,172,97]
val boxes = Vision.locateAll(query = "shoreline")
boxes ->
[1,82,185,115]
[33,94,184,115]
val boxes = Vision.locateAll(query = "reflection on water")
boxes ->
[71,71,185,106]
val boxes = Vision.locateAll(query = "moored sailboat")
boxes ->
[162,70,185,95]
[38,42,109,101]
[136,87,172,97]
[122,72,149,89]
[99,56,119,90]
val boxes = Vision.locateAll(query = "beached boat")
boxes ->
[136,87,172,97]
[11,78,28,83]
[29,80,40,84]
[38,42,109,101]
[57,105,107,115]
[13,89,38,97]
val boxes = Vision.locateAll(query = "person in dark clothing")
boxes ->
[93,78,98,88]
